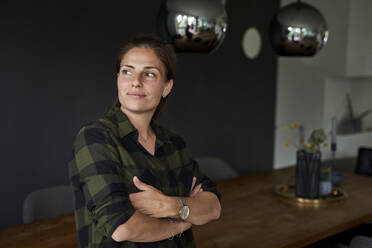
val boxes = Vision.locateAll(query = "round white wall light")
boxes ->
[242,27,262,59]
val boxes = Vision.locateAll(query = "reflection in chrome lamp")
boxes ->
[269,1,328,56]
[157,0,228,53]
[286,26,317,42]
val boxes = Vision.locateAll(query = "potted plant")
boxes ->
[284,123,328,198]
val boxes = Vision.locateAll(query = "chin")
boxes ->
[121,104,156,115]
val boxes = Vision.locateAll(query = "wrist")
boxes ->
[176,220,192,238]
[168,196,182,219]
[184,220,192,229]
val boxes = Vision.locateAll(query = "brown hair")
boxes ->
[113,34,176,119]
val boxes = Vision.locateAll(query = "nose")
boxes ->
[131,73,143,88]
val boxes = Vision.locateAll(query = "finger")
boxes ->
[194,183,202,193]
[190,189,197,197]
[129,194,139,208]
[190,183,202,197]
[133,176,151,191]
[129,193,139,204]
[190,177,196,193]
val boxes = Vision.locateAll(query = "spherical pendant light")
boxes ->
[157,0,228,53]
[269,0,328,56]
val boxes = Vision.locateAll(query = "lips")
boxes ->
[127,92,146,98]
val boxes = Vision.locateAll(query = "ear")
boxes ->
[163,79,174,98]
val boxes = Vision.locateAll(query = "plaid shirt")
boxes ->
[68,105,221,248]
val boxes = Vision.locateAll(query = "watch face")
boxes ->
[180,206,190,220]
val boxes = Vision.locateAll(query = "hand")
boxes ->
[130,176,203,219]
[189,176,203,197]
[129,176,174,218]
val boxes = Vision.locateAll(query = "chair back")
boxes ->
[195,156,239,181]
[23,184,74,223]
[355,147,372,176]
[349,236,372,248]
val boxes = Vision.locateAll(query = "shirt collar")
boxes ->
[105,105,170,144]
[151,118,169,145]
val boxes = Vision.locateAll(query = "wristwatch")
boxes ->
[178,197,190,220]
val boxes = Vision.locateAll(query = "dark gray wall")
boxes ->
[0,0,278,227]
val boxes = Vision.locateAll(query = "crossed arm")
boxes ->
[111,176,221,242]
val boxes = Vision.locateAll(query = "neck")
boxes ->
[120,106,154,140]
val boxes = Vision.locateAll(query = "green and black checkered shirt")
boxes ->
[68,105,221,248]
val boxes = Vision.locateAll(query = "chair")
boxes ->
[350,236,372,248]
[23,184,74,223]
[355,147,372,176]
[194,156,239,181]
[345,148,372,244]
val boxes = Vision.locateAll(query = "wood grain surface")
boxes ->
[193,167,372,248]
[1,167,371,248]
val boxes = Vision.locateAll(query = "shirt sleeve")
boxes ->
[189,159,222,202]
[174,135,222,202]
[69,125,135,238]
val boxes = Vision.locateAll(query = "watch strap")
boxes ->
[178,197,187,207]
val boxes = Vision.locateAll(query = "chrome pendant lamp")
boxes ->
[157,0,228,53]
[269,0,328,56]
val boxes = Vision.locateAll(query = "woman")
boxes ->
[69,35,221,247]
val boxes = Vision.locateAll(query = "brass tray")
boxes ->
[273,184,348,206]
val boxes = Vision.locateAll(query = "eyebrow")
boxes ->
[120,64,161,72]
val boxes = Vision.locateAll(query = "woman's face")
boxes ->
[117,47,173,116]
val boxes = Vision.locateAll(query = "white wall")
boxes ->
[322,77,372,160]
[274,0,372,169]
[346,0,372,76]
[323,77,372,132]
[274,0,350,168]
[350,78,372,129]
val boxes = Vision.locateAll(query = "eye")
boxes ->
[121,69,133,76]
[144,72,156,78]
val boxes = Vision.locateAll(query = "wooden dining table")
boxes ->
[1,166,372,248]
